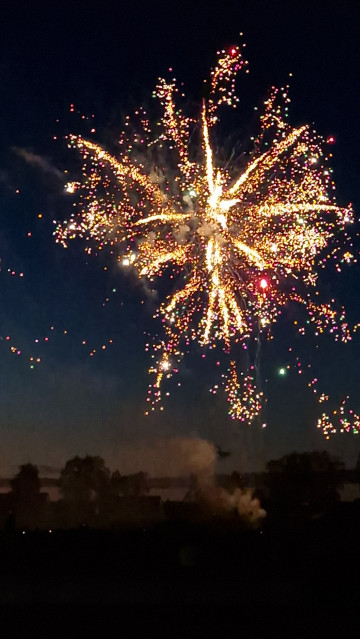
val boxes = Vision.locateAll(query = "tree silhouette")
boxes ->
[10,463,42,528]
[11,463,41,500]
[58,456,111,527]
[111,471,149,496]
[266,451,344,517]
[60,456,110,504]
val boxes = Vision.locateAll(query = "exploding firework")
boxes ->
[55,42,355,428]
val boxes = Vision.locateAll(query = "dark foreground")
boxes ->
[0,502,358,625]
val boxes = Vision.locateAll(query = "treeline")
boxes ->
[253,450,359,524]
[1,456,154,530]
[0,451,359,531]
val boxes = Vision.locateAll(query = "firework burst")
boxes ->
[56,42,354,427]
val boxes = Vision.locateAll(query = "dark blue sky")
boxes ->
[0,0,359,475]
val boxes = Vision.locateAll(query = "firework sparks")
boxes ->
[55,42,354,427]
[317,397,360,439]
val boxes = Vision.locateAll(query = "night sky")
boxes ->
[0,0,359,476]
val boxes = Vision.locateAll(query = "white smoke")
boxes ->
[182,194,194,210]
[13,147,64,179]
[226,487,266,523]
[196,221,215,238]
[108,436,216,478]
[191,475,266,525]
[173,224,190,244]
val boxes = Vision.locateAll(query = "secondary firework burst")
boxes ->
[55,42,354,426]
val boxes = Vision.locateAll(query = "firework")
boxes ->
[317,396,360,439]
[56,42,354,426]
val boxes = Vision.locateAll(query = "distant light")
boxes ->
[260,278,268,290]
[278,367,286,376]
[327,136,335,144]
